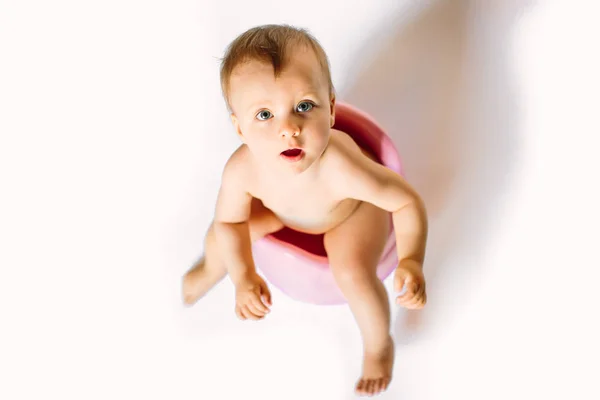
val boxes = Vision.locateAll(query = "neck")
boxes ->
[257,155,322,185]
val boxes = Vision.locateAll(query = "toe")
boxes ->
[182,284,195,304]
[366,379,375,396]
[382,377,391,391]
[183,291,200,305]
[375,378,387,394]
[355,379,366,395]
[183,291,194,304]
[372,379,382,394]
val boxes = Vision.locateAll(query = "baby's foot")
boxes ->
[355,336,395,396]
[182,258,222,305]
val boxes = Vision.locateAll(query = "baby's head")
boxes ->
[219,24,336,174]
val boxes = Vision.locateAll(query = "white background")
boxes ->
[1,0,599,399]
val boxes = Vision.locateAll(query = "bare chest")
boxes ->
[254,176,334,215]
[250,178,357,234]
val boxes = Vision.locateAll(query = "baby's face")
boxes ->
[228,46,334,175]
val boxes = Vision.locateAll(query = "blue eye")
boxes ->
[296,101,314,112]
[256,110,272,120]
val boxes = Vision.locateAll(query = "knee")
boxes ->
[331,262,376,289]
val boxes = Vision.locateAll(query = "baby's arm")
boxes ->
[328,137,428,307]
[213,150,272,318]
[213,153,256,283]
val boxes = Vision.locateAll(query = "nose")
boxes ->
[279,116,300,138]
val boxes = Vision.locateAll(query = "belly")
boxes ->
[271,198,361,235]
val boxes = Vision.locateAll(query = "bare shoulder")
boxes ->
[215,144,255,223]
[222,144,253,183]
[322,129,420,211]
[321,129,373,178]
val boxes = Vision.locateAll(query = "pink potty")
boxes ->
[252,102,404,305]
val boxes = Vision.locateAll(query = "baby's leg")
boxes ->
[182,198,283,305]
[324,201,393,397]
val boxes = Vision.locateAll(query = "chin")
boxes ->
[282,156,315,174]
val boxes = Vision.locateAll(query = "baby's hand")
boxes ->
[394,259,427,309]
[233,271,272,320]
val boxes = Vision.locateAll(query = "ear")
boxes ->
[230,113,246,142]
[329,94,336,127]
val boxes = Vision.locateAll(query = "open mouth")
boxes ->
[280,148,304,161]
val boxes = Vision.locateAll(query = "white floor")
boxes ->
[1,0,599,399]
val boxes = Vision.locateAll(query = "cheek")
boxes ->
[245,130,277,151]
[306,130,329,151]
[313,119,331,141]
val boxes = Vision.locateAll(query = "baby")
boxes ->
[183,24,428,397]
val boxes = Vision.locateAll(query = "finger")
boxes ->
[250,293,269,314]
[413,300,425,310]
[402,280,418,296]
[235,306,245,320]
[241,305,260,321]
[406,284,424,303]
[404,295,422,309]
[414,285,427,307]
[394,271,407,292]
[397,281,418,304]
[414,291,427,308]
[406,289,427,309]
[415,284,426,302]
[246,304,263,320]
[404,285,424,306]
[246,301,266,318]
[260,283,272,307]
[398,293,418,307]
[407,301,425,310]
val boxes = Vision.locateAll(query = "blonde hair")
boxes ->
[219,24,335,109]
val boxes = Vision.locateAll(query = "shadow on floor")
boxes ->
[339,0,529,341]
